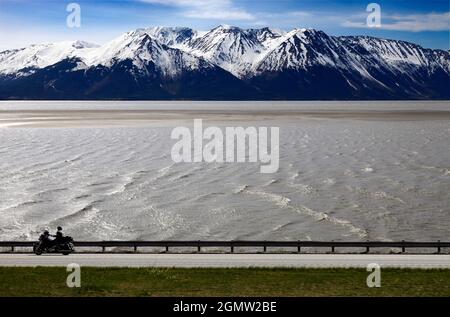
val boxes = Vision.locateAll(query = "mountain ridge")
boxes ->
[0,25,448,100]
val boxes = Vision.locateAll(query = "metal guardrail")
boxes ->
[0,240,449,254]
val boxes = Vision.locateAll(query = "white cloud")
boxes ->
[140,0,255,20]
[289,11,312,17]
[343,12,450,32]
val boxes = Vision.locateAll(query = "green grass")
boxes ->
[0,267,449,297]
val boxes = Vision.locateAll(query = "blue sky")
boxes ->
[0,0,448,50]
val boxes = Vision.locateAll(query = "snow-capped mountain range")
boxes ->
[0,25,448,100]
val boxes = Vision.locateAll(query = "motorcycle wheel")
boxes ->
[34,248,43,255]
[62,252,70,255]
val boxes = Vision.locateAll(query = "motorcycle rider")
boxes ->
[35,227,73,255]
[39,230,53,249]
[54,226,64,244]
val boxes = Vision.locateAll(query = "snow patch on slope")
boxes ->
[0,41,99,74]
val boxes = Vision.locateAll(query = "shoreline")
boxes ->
[1,109,450,128]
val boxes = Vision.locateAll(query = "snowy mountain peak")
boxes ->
[84,30,166,66]
[213,24,239,31]
[71,40,100,49]
[252,27,344,73]
[288,28,330,42]
[185,25,271,77]
[77,30,212,77]
[338,35,450,77]
[251,27,284,43]
[0,40,99,75]
[143,26,200,47]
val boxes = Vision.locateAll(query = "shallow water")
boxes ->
[0,101,449,242]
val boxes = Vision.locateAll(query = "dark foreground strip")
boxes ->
[1,297,447,315]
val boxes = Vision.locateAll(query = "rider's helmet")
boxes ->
[43,230,49,235]
[57,226,62,231]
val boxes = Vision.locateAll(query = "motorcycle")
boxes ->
[33,236,75,255]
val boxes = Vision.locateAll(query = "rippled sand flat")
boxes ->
[0,101,449,242]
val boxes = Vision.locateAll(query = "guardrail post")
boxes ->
[297,241,301,253]
[366,246,370,253]
[134,245,137,253]
[197,241,201,253]
[331,241,335,253]
[437,240,441,254]
[11,246,14,252]
[231,242,234,253]
[402,240,405,253]
[102,246,106,253]
[166,245,169,253]
[263,243,267,253]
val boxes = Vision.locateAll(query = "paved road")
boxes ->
[0,253,449,268]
